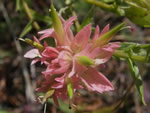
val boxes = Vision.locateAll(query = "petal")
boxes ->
[57,51,72,67]
[68,58,88,78]
[89,42,120,63]
[52,82,64,89]
[63,16,77,45]
[24,49,40,59]
[94,42,120,64]
[92,25,100,41]
[52,94,59,107]
[33,35,40,43]
[38,28,53,34]
[64,16,77,31]
[68,59,76,78]
[78,44,93,58]
[59,16,65,24]
[72,76,83,90]
[43,41,48,47]
[38,28,55,40]
[42,68,53,79]
[55,74,66,82]
[52,64,70,75]
[71,24,91,52]
[100,24,109,36]
[42,47,59,59]
[74,58,88,76]
[80,67,114,93]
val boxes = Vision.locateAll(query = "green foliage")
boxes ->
[114,42,150,63]
[127,57,146,105]
[113,42,150,105]
[48,99,75,113]
[101,0,114,3]
[84,0,150,27]
[0,110,9,113]
[79,6,95,31]
[114,42,150,105]
[16,0,52,38]
[16,0,22,11]
[19,20,33,38]
[30,9,52,24]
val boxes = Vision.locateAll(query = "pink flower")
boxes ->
[24,5,124,106]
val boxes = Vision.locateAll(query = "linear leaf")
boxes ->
[19,20,33,38]
[127,57,146,105]
[16,0,21,11]
[79,6,94,31]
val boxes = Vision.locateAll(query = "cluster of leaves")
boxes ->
[16,0,52,38]
[114,42,150,105]
[84,0,150,27]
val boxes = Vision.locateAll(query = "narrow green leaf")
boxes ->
[30,9,52,24]
[77,56,94,66]
[127,58,146,105]
[16,0,21,11]
[19,20,33,38]
[67,82,73,99]
[79,6,94,31]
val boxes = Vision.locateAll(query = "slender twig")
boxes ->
[23,1,40,30]
[84,0,115,11]
[113,50,149,63]
[72,10,80,32]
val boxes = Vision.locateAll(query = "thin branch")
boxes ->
[113,50,149,63]
[84,0,115,11]
[23,1,40,30]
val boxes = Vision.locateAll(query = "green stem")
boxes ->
[23,1,40,30]
[113,50,149,63]
[72,11,80,32]
[84,0,115,11]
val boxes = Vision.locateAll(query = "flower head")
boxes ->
[24,4,125,106]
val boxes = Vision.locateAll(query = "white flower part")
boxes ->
[94,59,105,65]
[24,49,41,59]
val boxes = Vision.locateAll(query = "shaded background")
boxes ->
[0,0,150,113]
